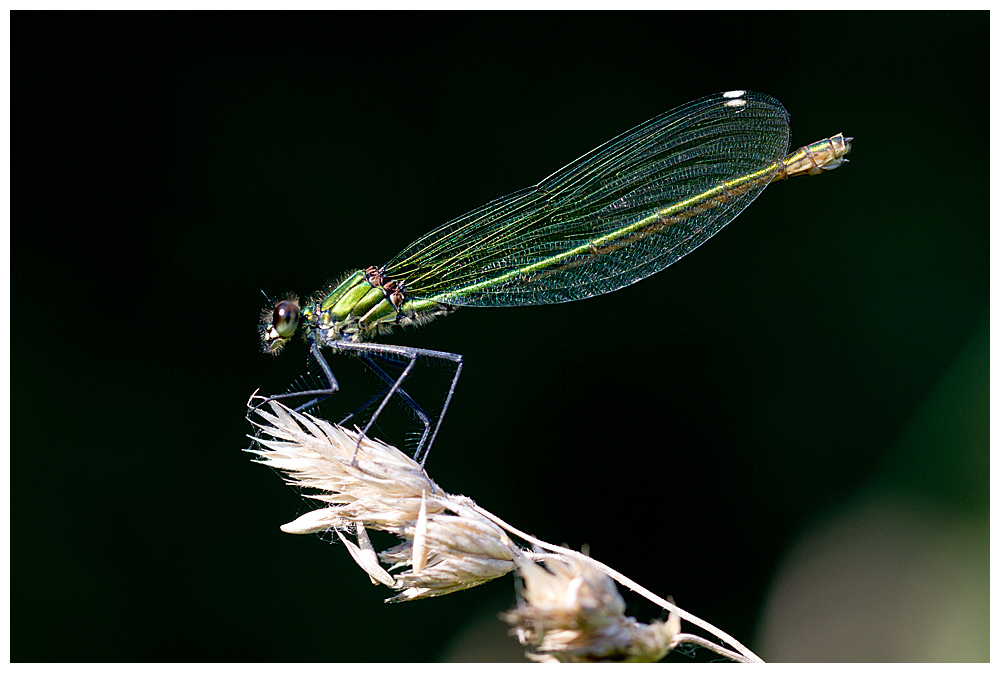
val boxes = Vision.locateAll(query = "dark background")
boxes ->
[16,11,988,662]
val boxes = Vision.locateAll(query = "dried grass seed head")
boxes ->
[504,554,682,663]
[247,400,518,601]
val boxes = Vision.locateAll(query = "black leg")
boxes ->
[255,338,463,466]
[253,340,340,413]
[338,383,390,426]
[347,354,433,436]
[327,340,463,465]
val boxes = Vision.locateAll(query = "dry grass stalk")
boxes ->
[247,399,761,662]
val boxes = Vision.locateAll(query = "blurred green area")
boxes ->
[757,318,988,661]
[15,11,987,662]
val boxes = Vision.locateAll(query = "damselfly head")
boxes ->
[260,296,300,355]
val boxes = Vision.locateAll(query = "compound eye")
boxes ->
[272,300,300,337]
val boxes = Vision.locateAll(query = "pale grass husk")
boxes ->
[247,399,762,662]
[247,400,517,601]
[503,555,682,662]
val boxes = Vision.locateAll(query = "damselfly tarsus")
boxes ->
[259,90,851,464]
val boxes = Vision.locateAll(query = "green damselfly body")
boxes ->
[259,90,851,464]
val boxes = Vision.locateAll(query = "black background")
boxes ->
[16,11,988,662]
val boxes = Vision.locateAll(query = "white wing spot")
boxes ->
[724,99,747,108]
[723,90,746,98]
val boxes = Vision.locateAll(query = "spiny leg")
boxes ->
[256,338,462,465]
[247,340,340,454]
[329,341,463,465]
[344,353,434,436]
[252,340,340,414]
[417,356,462,465]
[338,385,389,426]
[357,353,417,455]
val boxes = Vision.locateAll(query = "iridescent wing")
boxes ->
[385,91,790,307]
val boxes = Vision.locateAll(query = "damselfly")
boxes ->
[259,90,851,464]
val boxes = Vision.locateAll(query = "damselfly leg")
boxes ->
[332,341,463,465]
[254,338,463,465]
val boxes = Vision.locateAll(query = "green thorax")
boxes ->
[304,269,450,343]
